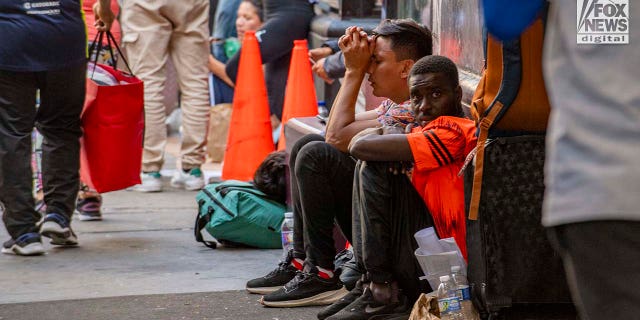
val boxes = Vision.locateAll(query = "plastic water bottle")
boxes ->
[281,212,294,253]
[317,101,329,118]
[437,275,463,320]
[451,266,476,319]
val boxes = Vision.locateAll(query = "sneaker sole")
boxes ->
[74,210,102,221]
[76,214,102,221]
[246,286,282,295]
[261,287,349,308]
[130,186,162,192]
[170,181,204,191]
[40,221,78,246]
[1,242,45,256]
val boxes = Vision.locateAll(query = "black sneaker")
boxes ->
[2,232,45,256]
[246,250,298,294]
[40,213,78,246]
[75,196,102,221]
[261,267,348,307]
[326,287,409,320]
[318,279,366,319]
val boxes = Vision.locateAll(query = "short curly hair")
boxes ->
[409,55,463,117]
[410,55,459,89]
[253,151,287,204]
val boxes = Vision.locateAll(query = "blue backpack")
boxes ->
[194,180,285,249]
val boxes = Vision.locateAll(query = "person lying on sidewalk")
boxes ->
[245,19,433,311]
[325,55,477,320]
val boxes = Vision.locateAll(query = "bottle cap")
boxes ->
[440,275,450,282]
[284,212,294,218]
[318,100,326,107]
[451,265,461,273]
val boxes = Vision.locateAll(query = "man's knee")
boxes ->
[358,161,395,188]
[294,140,337,178]
[289,134,324,165]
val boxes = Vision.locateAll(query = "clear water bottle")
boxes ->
[281,212,294,253]
[451,266,477,319]
[437,275,463,320]
[317,101,329,118]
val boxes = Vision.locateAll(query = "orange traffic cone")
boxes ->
[221,30,274,181]
[277,39,318,150]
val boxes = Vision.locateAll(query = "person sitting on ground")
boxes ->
[326,55,477,319]
[245,19,433,312]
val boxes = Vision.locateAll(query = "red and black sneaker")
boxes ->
[246,250,300,294]
[261,266,348,308]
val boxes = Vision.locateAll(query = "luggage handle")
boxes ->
[88,31,135,78]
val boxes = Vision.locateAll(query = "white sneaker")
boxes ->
[130,171,163,192]
[171,168,205,191]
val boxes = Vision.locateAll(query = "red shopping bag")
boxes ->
[80,32,144,193]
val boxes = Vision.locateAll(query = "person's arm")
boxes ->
[309,46,333,63]
[322,39,340,54]
[325,27,379,152]
[323,51,346,78]
[312,58,334,84]
[208,54,235,87]
[349,132,413,162]
[93,0,115,32]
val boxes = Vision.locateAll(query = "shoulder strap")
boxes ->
[468,35,522,220]
[482,38,523,132]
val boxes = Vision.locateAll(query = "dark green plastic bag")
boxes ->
[195,180,285,249]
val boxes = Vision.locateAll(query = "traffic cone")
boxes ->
[277,39,318,151]
[221,30,274,181]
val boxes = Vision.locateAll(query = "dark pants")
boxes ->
[548,220,640,320]
[288,134,357,269]
[0,64,86,238]
[353,160,433,301]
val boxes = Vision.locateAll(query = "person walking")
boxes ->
[118,0,211,192]
[0,0,114,255]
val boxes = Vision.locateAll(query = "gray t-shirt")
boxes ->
[542,0,640,226]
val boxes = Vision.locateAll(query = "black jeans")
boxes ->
[0,64,86,238]
[353,160,433,302]
[288,134,357,269]
[548,221,640,320]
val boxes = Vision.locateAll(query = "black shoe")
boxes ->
[40,213,78,246]
[75,196,102,221]
[2,232,45,256]
[318,279,366,319]
[246,250,298,294]
[261,266,348,307]
[326,287,410,320]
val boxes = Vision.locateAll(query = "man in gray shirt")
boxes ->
[542,1,640,319]
[483,0,640,318]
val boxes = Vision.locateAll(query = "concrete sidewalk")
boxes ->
[0,137,322,319]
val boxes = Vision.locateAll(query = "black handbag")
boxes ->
[464,136,574,319]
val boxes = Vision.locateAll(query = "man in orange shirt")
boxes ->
[330,55,477,319]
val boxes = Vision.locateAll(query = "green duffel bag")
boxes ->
[194,180,285,249]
